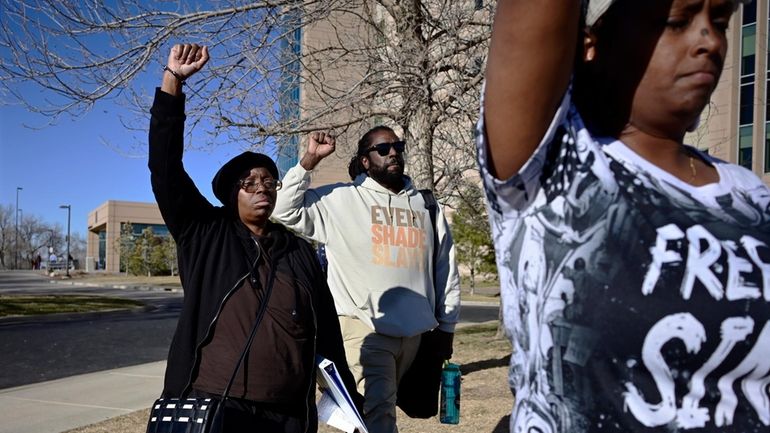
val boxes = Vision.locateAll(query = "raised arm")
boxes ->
[272,131,337,243]
[484,0,582,179]
[148,44,211,239]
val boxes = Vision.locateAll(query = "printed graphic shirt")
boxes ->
[476,89,770,432]
[272,164,461,337]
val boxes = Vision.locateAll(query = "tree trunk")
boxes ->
[469,267,476,296]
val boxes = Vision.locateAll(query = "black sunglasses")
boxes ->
[366,140,406,156]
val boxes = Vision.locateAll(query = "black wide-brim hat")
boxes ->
[212,151,279,206]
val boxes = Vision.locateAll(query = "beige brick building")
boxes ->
[297,7,368,186]
[276,4,373,187]
[276,1,490,192]
[290,2,770,189]
[687,0,770,186]
[86,200,167,273]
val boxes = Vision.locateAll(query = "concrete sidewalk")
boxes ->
[0,272,497,433]
[0,319,499,433]
[0,361,165,433]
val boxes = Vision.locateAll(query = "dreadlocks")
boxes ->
[347,125,396,180]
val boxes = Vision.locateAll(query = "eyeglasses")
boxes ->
[240,178,282,192]
[366,140,406,156]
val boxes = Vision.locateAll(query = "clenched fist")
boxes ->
[300,131,336,170]
[167,43,209,81]
[161,43,209,96]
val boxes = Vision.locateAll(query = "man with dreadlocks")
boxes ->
[271,128,461,433]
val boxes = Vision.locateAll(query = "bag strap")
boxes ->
[419,189,440,318]
[219,257,277,400]
[200,240,277,429]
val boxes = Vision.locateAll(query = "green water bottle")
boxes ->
[440,362,461,424]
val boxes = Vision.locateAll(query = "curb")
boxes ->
[0,304,158,326]
[4,279,496,326]
[461,300,499,307]
[0,279,179,327]
[47,279,183,293]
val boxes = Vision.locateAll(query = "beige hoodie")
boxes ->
[271,163,461,337]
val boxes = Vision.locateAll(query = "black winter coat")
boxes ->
[148,89,356,419]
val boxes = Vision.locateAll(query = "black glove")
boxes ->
[427,328,454,360]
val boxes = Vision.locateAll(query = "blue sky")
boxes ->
[0,84,251,239]
[0,2,287,240]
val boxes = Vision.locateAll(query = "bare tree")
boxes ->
[0,205,59,270]
[68,232,87,269]
[0,205,13,269]
[1,0,492,199]
[18,215,59,269]
[452,180,496,295]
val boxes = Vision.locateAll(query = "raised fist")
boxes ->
[308,131,336,160]
[166,44,209,81]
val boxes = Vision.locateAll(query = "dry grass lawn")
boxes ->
[64,323,512,433]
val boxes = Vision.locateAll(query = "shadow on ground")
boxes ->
[461,354,509,375]
[492,414,510,432]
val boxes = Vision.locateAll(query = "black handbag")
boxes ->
[395,330,446,418]
[146,397,223,433]
[396,190,448,418]
[146,265,276,433]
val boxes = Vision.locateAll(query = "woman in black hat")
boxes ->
[148,43,361,432]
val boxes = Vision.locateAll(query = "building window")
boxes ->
[766,4,770,173]
[98,230,106,270]
[740,82,755,125]
[744,0,757,25]
[276,13,302,177]
[738,1,757,169]
[122,223,170,237]
[741,24,756,81]
[740,125,754,168]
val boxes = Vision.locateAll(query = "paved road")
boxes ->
[0,271,181,389]
[459,302,500,325]
[0,271,499,389]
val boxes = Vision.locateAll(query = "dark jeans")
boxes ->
[189,389,309,433]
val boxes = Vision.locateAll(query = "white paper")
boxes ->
[318,391,357,433]
[316,356,369,433]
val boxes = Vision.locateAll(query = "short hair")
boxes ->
[347,125,396,180]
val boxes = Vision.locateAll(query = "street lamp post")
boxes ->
[15,187,22,269]
[59,205,71,277]
[17,208,23,267]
